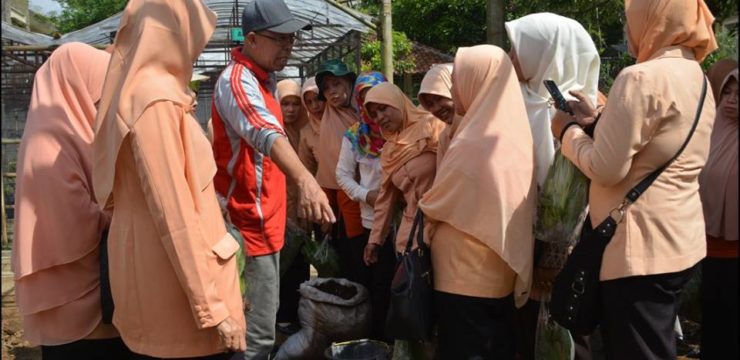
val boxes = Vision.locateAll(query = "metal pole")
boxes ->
[486,0,506,47]
[381,0,393,83]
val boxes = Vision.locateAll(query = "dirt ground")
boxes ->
[0,261,701,360]
[0,303,702,360]
[2,301,42,360]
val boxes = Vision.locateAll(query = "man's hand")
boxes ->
[296,174,336,225]
[216,316,246,352]
[363,243,380,266]
[269,136,336,225]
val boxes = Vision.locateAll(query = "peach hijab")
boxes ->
[700,69,738,241]
[364,82,446,186]
[277,79,309,151]
[625,0,717,64]
[301,77,322,135]
[13,42,110,279]
[418,63,453,100]
[93,0,217,205]
[12,42,111,339]
[419,45,536,307]
[316,81,360,189]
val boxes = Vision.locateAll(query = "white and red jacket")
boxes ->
[212,47,287,256]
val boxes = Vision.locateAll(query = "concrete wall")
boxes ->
[3,0,30,30]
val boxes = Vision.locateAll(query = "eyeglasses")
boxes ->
[255,31,299,46]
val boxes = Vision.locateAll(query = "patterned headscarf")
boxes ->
[344,71,387,159]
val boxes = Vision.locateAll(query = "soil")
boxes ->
[315,280,358,300]
[0,270,703,360]
[2,306,41,360]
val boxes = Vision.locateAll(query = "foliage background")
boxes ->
[50,0,738,90]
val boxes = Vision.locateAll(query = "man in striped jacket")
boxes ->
[210,0,335,358]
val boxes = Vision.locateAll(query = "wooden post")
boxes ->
[1,174,7,247]
[486,0,506,47]
[354,31,362,74]
[403,72,413,98]
[381,0,394,84]
[1,139,20,247]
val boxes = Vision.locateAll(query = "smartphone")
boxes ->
[543,80,574,115]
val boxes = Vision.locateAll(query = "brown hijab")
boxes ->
[700,69,738,241]
[625,0,717,63]
[93,0,217,205]
[707,58,739,101]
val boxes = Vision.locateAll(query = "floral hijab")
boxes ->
[344,71,387,159]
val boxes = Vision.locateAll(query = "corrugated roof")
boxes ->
[2,0,372,62]
[2,0,374,126]
[1,21,53,45]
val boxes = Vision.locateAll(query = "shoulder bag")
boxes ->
[384,209,435,340]
[550,76,708,335]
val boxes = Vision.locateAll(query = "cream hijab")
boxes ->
[506,13,600,188]
[364,82,445,186]
[625,0,717,64]
[93,0,217,205]
[700,69,738,241]
[277,79,309,151]
[419,45,536,308]
[12,43,111,310]
[418,63,453,100]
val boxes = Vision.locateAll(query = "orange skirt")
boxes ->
[707,235,739,258]
[323,188,364,238]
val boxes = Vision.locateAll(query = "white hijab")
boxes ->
[506,13,600,188]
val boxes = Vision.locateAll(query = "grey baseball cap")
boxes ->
[242,0,311,35]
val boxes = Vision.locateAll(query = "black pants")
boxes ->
[701,257,738,360]
[368,231,396,341]
[335,229,372,286]
[600,266,695,360]
[334,228,395,341]
[276,242,310,323]
[434,291,515,360]
[41,338,131,360]
[131,352,234,360]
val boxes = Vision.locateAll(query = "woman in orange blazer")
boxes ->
[92,0,246,358]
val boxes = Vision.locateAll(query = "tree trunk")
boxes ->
[381,0,394,83]
[486,0,506,47]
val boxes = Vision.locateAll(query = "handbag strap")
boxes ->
[611,75,708,221]
[405,209,426,253]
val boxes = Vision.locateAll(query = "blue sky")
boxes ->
[30,0,62,15]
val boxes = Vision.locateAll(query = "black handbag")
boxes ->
[99,229,115,324]
[550,76,708,335]
[384,209,435,341]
